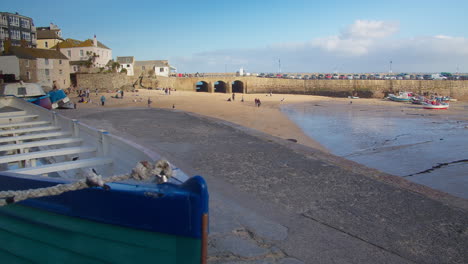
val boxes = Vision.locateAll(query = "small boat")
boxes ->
[0,96,209,263]
[48,89,75,109]
[0,82,52,109]
[422,101,449,110]
[411,96,426,105]
[388,92,413,102]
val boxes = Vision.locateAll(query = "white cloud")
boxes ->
[170,20,468,73]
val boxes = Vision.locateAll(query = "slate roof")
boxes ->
[116,56,134,64]
[52,38,110,49]
[37,29,63,40]
[134,60,169,67]
[2,46,68,60]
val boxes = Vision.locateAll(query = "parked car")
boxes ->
[296,74,302,79]
[396,76,403,80]
[310,75,317,79]
[416,75,424,80]
[332,74,339,79]
[325,74,332,79]
[303,75,309,80]
[318,74,324,79]
[423,74,432,80]
[353,74,359,79]
[257,73,265,78]
[374,74,382,79]
[346,75,353,80]
[339,75,346,79]
[360,75,367,80]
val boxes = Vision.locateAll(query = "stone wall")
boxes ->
[76,73,468,100]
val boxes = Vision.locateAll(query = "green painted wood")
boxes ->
[0,205,201,264]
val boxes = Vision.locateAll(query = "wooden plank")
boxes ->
[0,109,26,117]
[0,146,97,164]
[0,131,71,143]
[0,126,60,136]
[0,138,82,152]
[0,115,38,124]
[8,157,113,175]
[0,121,51,129]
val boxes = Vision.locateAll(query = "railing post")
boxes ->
[98,129,109,156]
[71,119,79,137]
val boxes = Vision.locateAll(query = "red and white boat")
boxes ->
[422,101,449,110]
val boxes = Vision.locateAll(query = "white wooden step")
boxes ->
[0,121,51,129]
[0,110,27,117]
[0,126,60,136]
[0,131,71,144]
[8,157,113,175]
[0,138,82,152]
[0,114,38,124]
[0,146,97,164]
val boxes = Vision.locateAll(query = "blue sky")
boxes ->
[4,0,468,73]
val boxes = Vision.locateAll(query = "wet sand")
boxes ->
[73,90,468,153]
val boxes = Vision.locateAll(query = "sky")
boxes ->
[3,0,468,73]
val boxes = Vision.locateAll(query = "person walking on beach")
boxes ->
[148,97,152,108]
[100,95,106,106]
[232,93,235,101]
[86,88,90,99]
[121,90,124,98]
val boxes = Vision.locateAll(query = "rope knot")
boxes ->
[131,160,172,183]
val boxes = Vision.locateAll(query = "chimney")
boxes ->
[93,35,97,47]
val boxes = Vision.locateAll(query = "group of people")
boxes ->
[254,98,262,107]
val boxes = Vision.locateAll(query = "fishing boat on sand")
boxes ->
[0,96,209,263]
[422,101,449,110]
[388,92,413,102]
[1,82,53,110]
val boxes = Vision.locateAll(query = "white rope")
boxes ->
[0,160,173,206]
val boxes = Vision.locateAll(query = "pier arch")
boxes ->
[232,80,244,93]
[196,81,209,92]
[214,81,227,93]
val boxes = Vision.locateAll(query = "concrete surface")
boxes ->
[59,107,468,264]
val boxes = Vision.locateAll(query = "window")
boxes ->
[25,60,29,67]
[21,19,30,28]
[10,30,20,40]
[67,50,71,57]
[8,16,20,27]
[18,87,26,95]
[26,72,30,80]
[80,50,84,56]
[44,58,49,65]
[73,66,77,72]
[59,60,62,65]
[45,41,48,48]
[59,69,63,74]
[160,67,164,72]
[127,64,130,67]
[45,69,49,76]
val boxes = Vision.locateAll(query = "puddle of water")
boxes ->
[282,102,468,199]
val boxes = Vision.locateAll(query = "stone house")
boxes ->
[116,56,135,76]
[134,60,172,77]
[52,35,112,73]
[36,23,63,49]
[0,46,70,88]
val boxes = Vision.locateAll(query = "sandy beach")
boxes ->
[71,89,468,153]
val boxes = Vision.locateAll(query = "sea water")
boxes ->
[281,102,468,199]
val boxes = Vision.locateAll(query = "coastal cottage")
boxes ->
[134,60,174,77]
[0,46,70,88]
[116,56,135,76]
[36,23,63,50]
[52,35,112,73]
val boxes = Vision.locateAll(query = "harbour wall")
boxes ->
[76,74,468,100]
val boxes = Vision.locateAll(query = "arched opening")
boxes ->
[214,81,227,93]
[232,80,244,93]
[196,81,209,92]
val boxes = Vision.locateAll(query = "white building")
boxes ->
[116,56,135,76]
[53,35,112,73]
[134,60,171,77]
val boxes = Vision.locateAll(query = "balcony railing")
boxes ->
[0,20,7,27]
